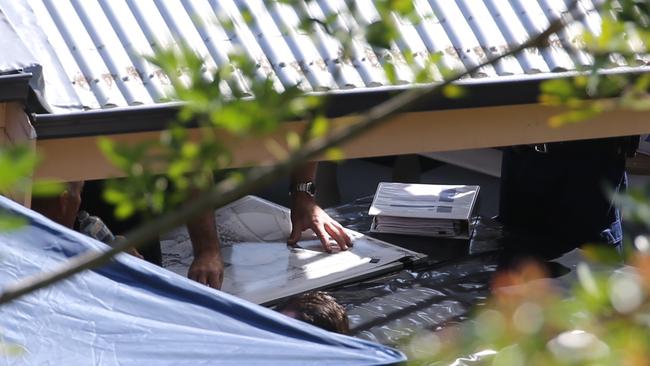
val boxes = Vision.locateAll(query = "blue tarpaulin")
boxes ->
[0,196,405,365]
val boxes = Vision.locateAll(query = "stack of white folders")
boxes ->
[369,183,480,238]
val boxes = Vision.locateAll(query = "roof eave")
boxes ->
[31,78,543,140]
[32,68,650,140]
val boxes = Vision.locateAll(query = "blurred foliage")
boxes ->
[406,252,650,365]
[0,145,63,230]
[0,145,37,197]
[0,0,648,362]
[401,1,650,364]
[38,0,650,364]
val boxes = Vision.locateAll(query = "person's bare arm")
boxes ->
[287,162,352,252]
[187,193,224,289]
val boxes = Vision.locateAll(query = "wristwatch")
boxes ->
[290,181,316,197]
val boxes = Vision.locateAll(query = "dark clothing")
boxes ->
[498,137,635,257]
[81,180,162,265]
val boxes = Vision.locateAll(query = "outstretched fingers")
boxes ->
[312,224,335,253]
[324,222,350,251]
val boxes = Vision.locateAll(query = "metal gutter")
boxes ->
[33,102,183,139]
[0,73,31,103]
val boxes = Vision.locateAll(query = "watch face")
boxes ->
[305,182,316,195]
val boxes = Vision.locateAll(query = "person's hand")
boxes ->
[287,193,352,253]
[186,203,224,290]
[115,235,144,259]
[188,250,224,289]
[126,247,144,259]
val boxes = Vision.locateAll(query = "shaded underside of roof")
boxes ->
[1,0,647,115]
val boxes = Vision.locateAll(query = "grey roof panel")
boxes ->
[0,3,45,106]
[0,0,647,114]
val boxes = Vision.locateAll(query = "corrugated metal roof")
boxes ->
[0,0,645,113]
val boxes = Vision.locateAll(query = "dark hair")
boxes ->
[276,291,349,334]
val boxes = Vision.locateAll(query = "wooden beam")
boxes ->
[0,103,6,128]
[1,102,36,207]
[34,103,650,182]
[5,102,36,144]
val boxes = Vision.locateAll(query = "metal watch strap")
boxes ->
[290,182,316,197]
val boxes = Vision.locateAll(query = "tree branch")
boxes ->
[0,0,581,305]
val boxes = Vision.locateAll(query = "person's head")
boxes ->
[276,291,349,334]
[31,181,84,228]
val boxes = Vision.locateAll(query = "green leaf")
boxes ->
[286,131,301,151]
[168,160,192,179]
[414,67,434,83]
[582,244,624,265]
[388,0,415,16]
[0,145,38,192]
[541,79,576,99]
[366,21,396,50]
[103,188,129,205]
[309,116,329,139]
[442,84,466,99]
[31,181,65,197]
[576,263,601,298]
[325,147,344,162]
[383,62,398,84]
[97,138,129,170]
[181,142,199,159]
[115,201,135,220]
[241,8,253,24]
[0,213,26,231]
[548,107,601,128]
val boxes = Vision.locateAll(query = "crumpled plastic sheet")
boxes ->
[325,196,504,354]
[325,197,609,366]
[331,254,499,346]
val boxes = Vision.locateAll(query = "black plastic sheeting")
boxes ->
[325,196,504,347]
[333,254,499,345]
[325,197,596,366]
